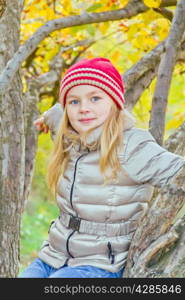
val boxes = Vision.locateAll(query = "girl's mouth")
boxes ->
[79,118,96,123]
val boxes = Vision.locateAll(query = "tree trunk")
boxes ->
[0,0,25,277]
[23,79,40,208]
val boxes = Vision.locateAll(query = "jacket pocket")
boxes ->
[107,242,115,264]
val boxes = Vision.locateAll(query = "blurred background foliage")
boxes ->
[19,0,185,273]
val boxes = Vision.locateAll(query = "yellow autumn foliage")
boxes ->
[20,0,185,137]
[143,0,162,8]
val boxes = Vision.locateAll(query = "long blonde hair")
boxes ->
[46,102,125,196]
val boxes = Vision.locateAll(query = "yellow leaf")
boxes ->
[143,0,162,8]
[111,50,121,63]
[166,117,183,130]
[141,9,160,25]
[61,0,78,15]
[99,23,109,34]
[120,0,129,6]
[153,18,170,40]
[156,18,169,27]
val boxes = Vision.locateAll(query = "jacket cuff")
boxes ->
[42,103,63,140]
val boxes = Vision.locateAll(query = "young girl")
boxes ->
[19,57,185,278]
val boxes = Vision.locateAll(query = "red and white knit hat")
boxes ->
[59,57,125,109]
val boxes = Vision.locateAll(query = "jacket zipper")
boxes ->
[67,150,89,258]
[70,152,89,209]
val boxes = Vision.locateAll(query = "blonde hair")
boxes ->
[46,102,125,196]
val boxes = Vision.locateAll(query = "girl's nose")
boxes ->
[79,101,90,113]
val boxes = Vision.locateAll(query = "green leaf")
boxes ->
[86,24,96,36]
[86,3,103,12]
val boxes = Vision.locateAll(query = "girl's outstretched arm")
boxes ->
[124,128,185,188]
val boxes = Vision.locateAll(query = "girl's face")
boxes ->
[65,85,113,134]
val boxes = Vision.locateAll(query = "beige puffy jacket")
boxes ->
[38,103,185,272]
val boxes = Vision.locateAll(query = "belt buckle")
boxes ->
[68,215,81,231]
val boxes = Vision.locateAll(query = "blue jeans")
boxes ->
[19,258,124,278]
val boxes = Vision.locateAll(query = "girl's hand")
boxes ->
[33,117,49,133]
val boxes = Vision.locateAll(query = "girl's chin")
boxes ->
[78,126,96,134]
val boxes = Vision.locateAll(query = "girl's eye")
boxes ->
[70,100,79,105]
[91,96,101,102]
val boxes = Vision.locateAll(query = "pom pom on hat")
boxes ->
[59,57,125,109]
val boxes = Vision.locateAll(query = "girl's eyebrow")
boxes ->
[67,90,103,99]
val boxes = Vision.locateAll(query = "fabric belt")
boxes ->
[59,211,137,237]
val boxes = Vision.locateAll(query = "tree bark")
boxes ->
[0,0,25,277]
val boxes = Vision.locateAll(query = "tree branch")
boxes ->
[124,37,185,110]
[160,0,177,7]
[128,229,179,277]
[125,215,185,277]
[162,216,185,277]
[0,0,180,96]
[153,8,173,21]
[25,38,94,94]
[164,120,185,156]
[123,40,165,110]
[0,0,149,95]
[149,0,185,145]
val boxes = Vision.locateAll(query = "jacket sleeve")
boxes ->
[123,128,185,187]
[42,103,63,141]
